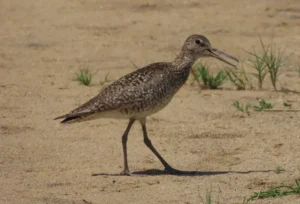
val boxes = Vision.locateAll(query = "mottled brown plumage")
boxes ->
[55,34,238,175]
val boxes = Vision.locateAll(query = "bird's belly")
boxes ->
[94,95,174,120]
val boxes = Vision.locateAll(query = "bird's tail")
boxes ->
[54,110,94,124]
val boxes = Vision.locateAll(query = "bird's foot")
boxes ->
[164,166,183,175]
[120,169,132,176]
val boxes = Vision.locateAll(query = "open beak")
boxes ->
[208,48,239,68]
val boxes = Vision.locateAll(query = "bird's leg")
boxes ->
[139,118,181,174]
[121,119,135,175]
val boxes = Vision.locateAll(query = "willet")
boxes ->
[55,34,238,175]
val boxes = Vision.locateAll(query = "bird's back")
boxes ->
[55,62,190,123]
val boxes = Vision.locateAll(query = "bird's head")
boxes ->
[182,34,239,67]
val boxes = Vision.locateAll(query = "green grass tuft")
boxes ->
[195,64,227,89]
[75,68,92,86]
[253,99,274,111]
[201,191,213,204]
[100,73,113,85]
[247,47,268,90]
[259,37,284,91]
[232,100,251,115]
[283,102,292,108]
[226,66,252,90]
[226,69,246,90]
[248,180,300,201]
[199,189,220,204]
[274,166,284,174]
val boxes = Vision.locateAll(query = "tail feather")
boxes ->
[54,114,68,120]
[60,116,81,124]
[54,110,93,124]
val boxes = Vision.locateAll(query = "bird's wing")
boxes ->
[55,62,171,123]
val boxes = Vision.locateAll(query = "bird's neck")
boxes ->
[171,51,196,71]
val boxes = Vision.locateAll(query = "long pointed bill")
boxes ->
[208,48,239,68]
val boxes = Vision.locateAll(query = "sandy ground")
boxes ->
[1,0,300,203]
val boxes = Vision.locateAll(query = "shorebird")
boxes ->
[55,34,238,175]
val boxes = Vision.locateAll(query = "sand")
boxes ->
[1,0,300,203]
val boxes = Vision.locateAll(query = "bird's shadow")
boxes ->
[92,168,274,177]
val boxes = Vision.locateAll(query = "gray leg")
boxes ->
[121,119,135,175]
[139,118,180,173]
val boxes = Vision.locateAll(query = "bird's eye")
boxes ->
[195,39,201,44]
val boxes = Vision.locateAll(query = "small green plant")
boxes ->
[200,191,212,204]
[247,48,268,90]
[274,166,284,174]
[191,66,205,89]
[75,68,92,86]
[199,188,220,204]
[195,64,227,89]
[226,69,246,90]
[232,100,251,115]
[247,180,300,201]
[283,102,292,108]
[253,99,274,111]
[225,62,253,90]
[226,67,253,90]
[259,37,284,91]
[100,73,113,85]
[199,186,248,204]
